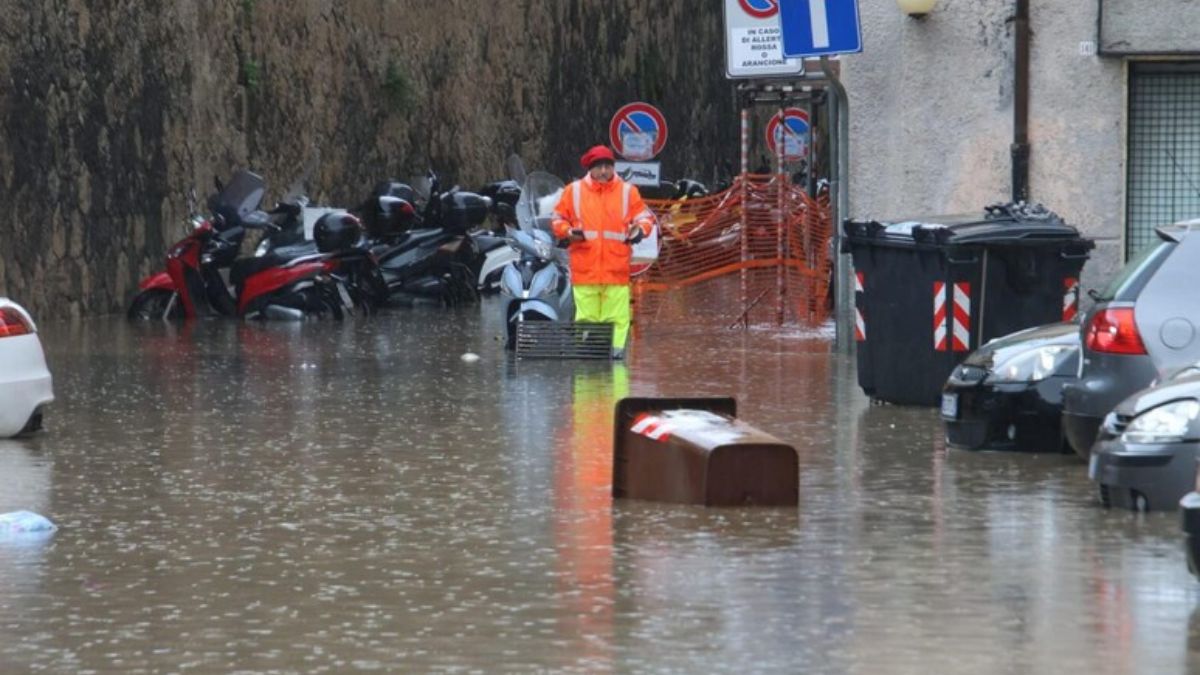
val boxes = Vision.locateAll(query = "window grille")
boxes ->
[1126,63,1200,258]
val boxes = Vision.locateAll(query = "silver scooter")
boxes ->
[499,170,573,349]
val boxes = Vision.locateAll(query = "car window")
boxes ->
[1093,240,1174,302]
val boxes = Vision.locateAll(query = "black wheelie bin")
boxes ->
[843,203,1094,406]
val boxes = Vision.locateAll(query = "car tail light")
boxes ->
[0,307,32,337]
[1085,307,1146,355]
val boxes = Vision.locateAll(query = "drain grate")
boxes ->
[515,322,613,360]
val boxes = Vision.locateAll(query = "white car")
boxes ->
[0,298,53,436]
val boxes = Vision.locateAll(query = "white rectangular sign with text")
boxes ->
[725,0,805,79]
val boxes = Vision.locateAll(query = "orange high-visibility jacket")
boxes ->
[551,175,655,285]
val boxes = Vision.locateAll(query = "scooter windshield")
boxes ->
[516,171,565,234]
[210,170,267,218]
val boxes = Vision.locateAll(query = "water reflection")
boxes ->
[0,304,1197,672]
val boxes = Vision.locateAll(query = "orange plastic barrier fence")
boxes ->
[635,174,832,329]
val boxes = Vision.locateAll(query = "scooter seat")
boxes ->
[231,254,288,288]
[472,234,508,253]
[271,241,320,260]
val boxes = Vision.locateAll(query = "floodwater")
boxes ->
[2,299,1199,673]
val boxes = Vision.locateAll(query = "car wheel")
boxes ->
[18,410,43,435]
[128,289,183,321]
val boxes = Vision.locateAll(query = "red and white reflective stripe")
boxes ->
[1063,277,1079,322]
[933,282,947,351]
[951,282,971,352]
[854,272,866,341]
[631,413,673,442]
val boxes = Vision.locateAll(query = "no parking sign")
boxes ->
[765,107,810,160]
[609,102,668,161]
[737,0,779,19]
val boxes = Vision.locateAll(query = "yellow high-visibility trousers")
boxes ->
[573,284,632,348]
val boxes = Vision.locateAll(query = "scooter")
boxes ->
[232,210,385,320]
[130,170,378,321]
[128,170,265,320]
[369,171,493,307]
[499,170,574,349]
[472,170,524,293]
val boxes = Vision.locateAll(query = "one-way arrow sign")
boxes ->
[778,0,863,58]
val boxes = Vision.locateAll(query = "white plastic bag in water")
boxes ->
[0,510,57,535]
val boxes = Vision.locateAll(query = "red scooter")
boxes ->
[129,171,376,321]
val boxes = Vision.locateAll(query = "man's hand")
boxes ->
[626,223,645,244]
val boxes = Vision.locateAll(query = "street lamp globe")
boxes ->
[896,0,938,18]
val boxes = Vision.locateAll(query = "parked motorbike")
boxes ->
[499,170,573,349]
[232,209,386,320]
[472,173,524,293]
[130,170,381,321]
[128,170,264,320]
[367,171,492,307]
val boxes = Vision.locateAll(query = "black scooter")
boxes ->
[366,172,493,307]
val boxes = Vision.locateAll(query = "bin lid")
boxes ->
[845,203,1089,248]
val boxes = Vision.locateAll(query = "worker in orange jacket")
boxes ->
[552,145,655,359]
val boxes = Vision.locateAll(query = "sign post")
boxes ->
[777,0,860,350]
[724,0,805,79]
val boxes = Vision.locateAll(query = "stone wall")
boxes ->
[0,0,737,318]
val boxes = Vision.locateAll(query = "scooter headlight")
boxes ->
[985,345,1074,384]
[255,239,270,257]
[1120,399,1200,445]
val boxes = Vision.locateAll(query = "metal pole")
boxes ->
[740,104,750,325]
[1012,0,1031,203]
[978,249,989,349]
[776,103,786,326]
[824,57,852,353]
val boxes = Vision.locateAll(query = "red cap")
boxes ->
[580,145,616,170]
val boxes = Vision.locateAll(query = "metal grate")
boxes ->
[1126,63,1200,258]
[514,322,614,360]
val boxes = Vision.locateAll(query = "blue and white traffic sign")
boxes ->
[765,108,810,160]
[777,0,863,58]
[609,102,668,161]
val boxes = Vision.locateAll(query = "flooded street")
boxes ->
[3,299,1200,673]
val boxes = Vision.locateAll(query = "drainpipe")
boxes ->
[1012,0,1031,203]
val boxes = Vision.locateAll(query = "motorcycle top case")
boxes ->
[842,205,1093,406]
[440,192,490,233]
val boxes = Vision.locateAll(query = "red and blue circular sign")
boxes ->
[766,108,810,161]
[609,102,668,161]
[737,0,779,19]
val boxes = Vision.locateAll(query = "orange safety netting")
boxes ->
[634,174,833,329]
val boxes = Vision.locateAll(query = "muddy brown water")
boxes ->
[2,299,1198,673]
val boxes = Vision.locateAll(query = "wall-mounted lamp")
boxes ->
[896,0,938,19]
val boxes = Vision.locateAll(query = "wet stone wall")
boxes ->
[0,0,736,318]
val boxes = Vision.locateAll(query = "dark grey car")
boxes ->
[1088,365,1200,511]
[1062,219,1200,458]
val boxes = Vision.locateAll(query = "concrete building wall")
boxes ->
[842,1,1128,296]
[1100,0,1200,54]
